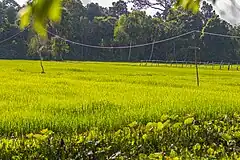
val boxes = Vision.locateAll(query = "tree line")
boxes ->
[1,0,240,62]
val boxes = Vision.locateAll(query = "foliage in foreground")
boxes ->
[2,114,240,159]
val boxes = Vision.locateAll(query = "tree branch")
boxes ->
[129,0,173,12]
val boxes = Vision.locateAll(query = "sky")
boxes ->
[15,0,240,25]
[211,0,240,25]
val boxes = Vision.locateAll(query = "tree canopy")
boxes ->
[18,0,221,37]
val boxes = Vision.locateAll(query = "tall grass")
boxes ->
[0,60,239,135]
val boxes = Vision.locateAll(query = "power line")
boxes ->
[196,30,240,39]
[47,30,196,49]
[48,29,240,49]
[0,28,27,45]
[2,27,240,49]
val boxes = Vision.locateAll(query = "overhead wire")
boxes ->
[196,30,240,39]
[2,26,240,49]
[0,27,28,45]
[47,30,197,49]
[48,29,240,49]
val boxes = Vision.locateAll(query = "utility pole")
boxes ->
[188,32,200,86]
[189,46,200,87]
[149,40,155,61]
[173,41,176,61]
[128,41,132,61]
[194,47,199,87]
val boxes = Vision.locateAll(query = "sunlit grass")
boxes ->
[0,60,239,134]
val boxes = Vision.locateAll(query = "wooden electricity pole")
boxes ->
[149,40,155,61]
[194,47,199,86]
[189,46,200,87]
[188,32,201,86]
[128,41,132,61]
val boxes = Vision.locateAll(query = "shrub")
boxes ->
[1,114,240,159]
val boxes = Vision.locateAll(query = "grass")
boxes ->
[0,60,239,135]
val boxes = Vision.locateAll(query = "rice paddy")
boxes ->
[0,60,239,135]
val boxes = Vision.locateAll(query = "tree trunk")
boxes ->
[39,53,45,74]
[60,53,63,61]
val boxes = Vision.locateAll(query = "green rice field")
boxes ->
[0,60,240,134]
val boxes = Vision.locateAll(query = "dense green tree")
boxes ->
[130,0,176,19]
[114,11,154,60]
[109,0,128,18]
[0,0,28,59]
[87,3,105,21]
[50,36,69,60]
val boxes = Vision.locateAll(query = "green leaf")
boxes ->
[184,117,194,125]
[40,129,48,134]
[163,120,170,128]
[193,125,199,131]
[170,115,179,121]
[142,134,148,141]
[172,122,182,129]
[161,114,169,122]
[176,0,200,13]
[26,133,34,139]
[48,0,62,22]
[170,149,177,157]
[33,134,48,140]
[138,153,148,160]
[222,133,232,141]
[18,0,63,38]
[193,143,201,151]
[207,147,214,155]
[131,139,135,145]
[33,17,47,38]
[192,3,199,13]
[18,5,32,29]
[146,122,157,131]
[157,122,164,131]
[234,132,240,139]
[128,121,138,128]
[148,153,162,159]
[77,135,84,144]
